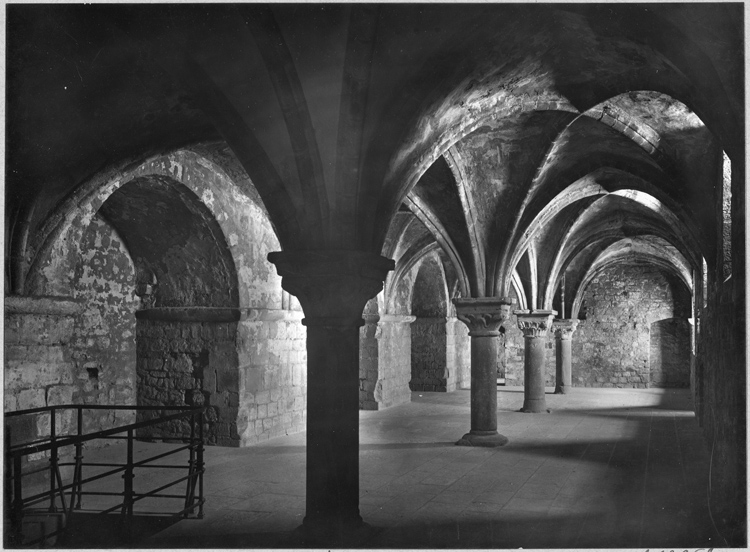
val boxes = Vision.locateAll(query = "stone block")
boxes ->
[46,385,75,406]
[255,390,270,405]
[268,402,278,418]
[18,389,46,410]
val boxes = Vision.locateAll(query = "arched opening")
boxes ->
[99,175,241,446]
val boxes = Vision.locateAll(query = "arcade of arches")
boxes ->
[4,3,745,547]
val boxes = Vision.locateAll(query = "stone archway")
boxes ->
[19,146,305,447]
[98,174,240,445]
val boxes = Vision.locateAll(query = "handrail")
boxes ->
[5,404,206,547]
[7,406,203,456]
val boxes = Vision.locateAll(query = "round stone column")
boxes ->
[453,297,513,447]
[268,250,394,539]
[515,310,556,413]
[553,319,578,394]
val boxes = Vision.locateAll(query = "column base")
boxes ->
[297,515,380,547]
[554,386,569,395]
[455,430,509,447]
[520,399,550,413]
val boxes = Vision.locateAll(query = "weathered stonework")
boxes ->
[504,264,691,390]
[359,313,381,410]
[135,316,239,446]
[70,215,139,432]
[5,215,140,456]
[572,263,691,388]
[358,311,414,410]
[377,315,414,408]
[410,317,451,392]
[237,309,307,445]
[447,317,471,389]
[5,297,82,455]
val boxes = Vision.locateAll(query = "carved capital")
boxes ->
[552,319,579,340]
[267,250,395,328]
[515,310,557,338]
[454,297,513,337]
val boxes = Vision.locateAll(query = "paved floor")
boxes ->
[53,387,727,548]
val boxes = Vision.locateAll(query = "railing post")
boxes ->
[183,411,197,517]
[197,411,204,519]
[12,454,24,545]
[5,426,22,546]
[74,407,83,510]
[122,429,134,518]
[4,425,11,521]
[49,408,57,513]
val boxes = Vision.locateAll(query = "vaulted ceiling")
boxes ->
[6,3,743,308]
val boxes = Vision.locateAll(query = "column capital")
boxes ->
[267,250,394,328]
[453,297,513,337]
[515,310,557,337]
[552,319,579,340]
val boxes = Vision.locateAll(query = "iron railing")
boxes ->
[5,405,206,547]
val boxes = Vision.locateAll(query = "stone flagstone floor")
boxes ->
[53,386,729,548]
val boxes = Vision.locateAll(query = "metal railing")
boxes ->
[5,405,206,547]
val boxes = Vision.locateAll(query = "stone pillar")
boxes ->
[267,250,394,538]
[377,314,416,408]
[552,319,578,395]
[453,297,513,447]
[515,310,556,413]
[359,313,381,411]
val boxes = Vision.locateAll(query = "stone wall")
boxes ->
[649,318,692,387]
[410,317,450,392]
[447,318,471,389]
[502,263,691,389]
[5,214,140,456]
[70,215,139,430]
[135,308,308,448]
[135,315,239,446]
[377,317,413,408]
[237,311,307,445]
[572,263,691,388]
[5,299,81,459]
[696,276,745,545]
[6,147,315,460]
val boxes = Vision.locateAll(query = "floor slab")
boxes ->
[31,387,726,548]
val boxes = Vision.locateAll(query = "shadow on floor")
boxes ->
[140,510,719,549]
[56,513,183,549]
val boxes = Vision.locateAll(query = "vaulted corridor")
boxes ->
[5,3,745,548]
